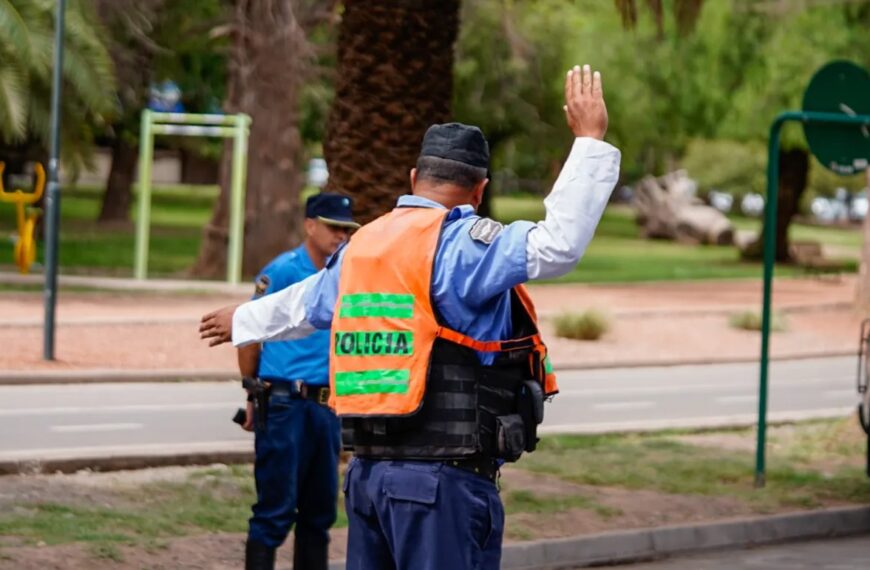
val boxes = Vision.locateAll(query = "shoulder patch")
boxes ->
[469,218,504,245]
[253,274,271,297]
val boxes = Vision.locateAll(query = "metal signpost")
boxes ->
[755,61,870,487]
[134,111,251,284]
[43,0,67,360]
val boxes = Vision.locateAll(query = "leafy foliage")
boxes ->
[0,0,114,164]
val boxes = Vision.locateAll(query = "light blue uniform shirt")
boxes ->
[256,245,330,385]
[303,195,536,364]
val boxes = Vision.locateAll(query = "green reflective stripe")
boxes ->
[335,369,410,395]
[334,331,414,356]
[342,293,414,306]
[339,293,415,319]
[339,306,414,318]
[544,355,553,374]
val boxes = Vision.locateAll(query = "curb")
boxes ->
[325,506,870,570]
[0,449,253,476]
[0,369,238,385]
[0,272,250,295]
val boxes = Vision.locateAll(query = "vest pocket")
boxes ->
[495,414,526,462]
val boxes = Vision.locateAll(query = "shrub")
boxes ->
[554,310,611,341]
[728,310,788,332]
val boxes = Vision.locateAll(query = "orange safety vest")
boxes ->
[329,206,556,417]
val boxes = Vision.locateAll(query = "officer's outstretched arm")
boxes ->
[199,274,318,347]
[525,65,621,281]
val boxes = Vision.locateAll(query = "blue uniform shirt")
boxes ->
[303,195,536,364]
[256,245,331,385]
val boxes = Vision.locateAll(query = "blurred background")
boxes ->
[0,0,867,283]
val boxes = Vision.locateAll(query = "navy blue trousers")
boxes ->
[344,458,504,570]
[248,391,341,548]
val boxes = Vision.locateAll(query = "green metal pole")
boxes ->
[227,114,250,284]
[134,110,154,280]
[755,114,789,488]
[755,110,870,487]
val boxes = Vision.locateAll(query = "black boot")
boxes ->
[245,539,276,570]
[293,529,328,570]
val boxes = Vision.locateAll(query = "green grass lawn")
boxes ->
[0,187,861,282]
[516,418,870,512]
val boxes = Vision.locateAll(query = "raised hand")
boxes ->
[563,64,608,140]
[199,304,239,347]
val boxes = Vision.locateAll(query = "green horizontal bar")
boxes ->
[151,124,239,138]
[149,112,246,126]
[776,110,870,126]
[341,293,415,307]
[339,306,413,319]
[335,369,411,395]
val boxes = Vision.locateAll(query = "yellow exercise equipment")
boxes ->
[0,162,46,274]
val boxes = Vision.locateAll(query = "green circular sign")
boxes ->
[802,60,870,175]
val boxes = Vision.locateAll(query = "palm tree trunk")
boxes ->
[192,0,310,279]
[98,134,137,223]
[323,0,460,223]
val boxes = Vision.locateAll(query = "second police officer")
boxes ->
[240,194,359,570]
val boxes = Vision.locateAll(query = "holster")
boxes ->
[243,376,269,431]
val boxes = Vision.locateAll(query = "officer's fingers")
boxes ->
[582,64,592,96]
[208,335,228,347]
[571,65,581,98]
[592,70,604,98]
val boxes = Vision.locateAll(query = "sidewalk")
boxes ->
[0,273,863,378]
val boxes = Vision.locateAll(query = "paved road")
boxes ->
[605,534,870,569]
[543,355,859,433]
[0,356,860,461]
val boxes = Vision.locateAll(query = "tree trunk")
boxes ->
[180,149,219,185]
[323,0,460,223]
[856,169,870,314]
[741,148,810,262]
[98,135,137,224]
[191,0,310,279]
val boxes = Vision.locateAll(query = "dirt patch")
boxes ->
[0,531,351,570]
[500,467,754,541]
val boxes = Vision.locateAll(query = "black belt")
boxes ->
[446,456,499,483]
[269,381,331,405]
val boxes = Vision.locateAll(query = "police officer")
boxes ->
[203,65,620,570]
[241,193,359,570]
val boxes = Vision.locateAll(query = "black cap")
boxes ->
[419,123,489,169]
[305,193,360,228]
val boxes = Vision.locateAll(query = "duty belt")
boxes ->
[270,381,331,405]
[446,456,499,483]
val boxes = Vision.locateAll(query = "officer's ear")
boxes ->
[470,177,489,211]
[303,217,316,237]
[409,168,418,191]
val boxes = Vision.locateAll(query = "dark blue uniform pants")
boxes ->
[343,458,504,570]
[249,391,341,549]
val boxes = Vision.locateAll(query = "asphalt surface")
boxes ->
[605,534,870,569]
[0,355,860,461]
